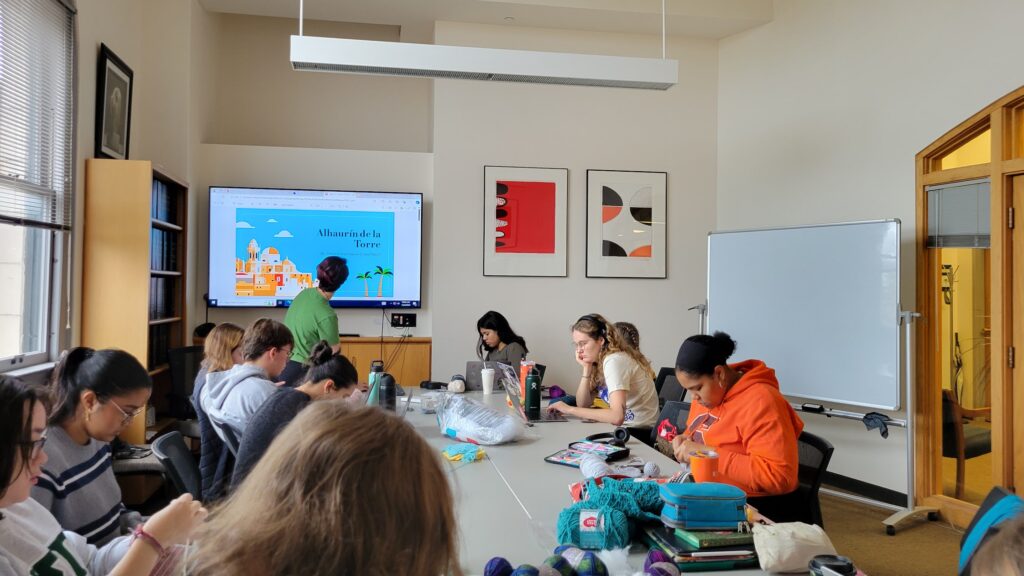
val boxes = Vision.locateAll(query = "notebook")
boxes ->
[497,362,567,423]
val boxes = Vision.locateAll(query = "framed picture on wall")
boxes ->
[586,169,667,278]
[95,44,133,160]
[483,165,568,277]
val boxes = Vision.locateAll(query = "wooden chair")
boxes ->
[941,389,991,500]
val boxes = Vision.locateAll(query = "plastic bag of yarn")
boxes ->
[436,393,525,445]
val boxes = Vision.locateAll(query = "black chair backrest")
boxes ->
[167,346,204,419]
[651,400,692,444]
[655,367,686,406]
[151,431,201,500]
[797,430,834,493]
[941,389,960,456]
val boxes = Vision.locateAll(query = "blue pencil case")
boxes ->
[660,482,747,530]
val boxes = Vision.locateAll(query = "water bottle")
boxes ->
[380,373,397,412]
[366,360,384,406]
[525,368,541,419]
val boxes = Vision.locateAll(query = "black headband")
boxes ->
[578,314,606,338]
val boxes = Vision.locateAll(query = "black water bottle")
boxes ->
[380,373,397,412]
[525,368,541,419]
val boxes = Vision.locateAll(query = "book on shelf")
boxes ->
[674,528,754,549]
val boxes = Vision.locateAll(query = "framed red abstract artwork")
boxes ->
[484,166,568,276]
[586,170,667,278]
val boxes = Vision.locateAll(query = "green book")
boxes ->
[674,528,754,549]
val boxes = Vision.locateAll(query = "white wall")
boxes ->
[718,0,1024,492]
[431,21,718,384]
[194,144,433,338]
[74,0,193,344]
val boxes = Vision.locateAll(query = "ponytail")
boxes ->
[49,348,151,425]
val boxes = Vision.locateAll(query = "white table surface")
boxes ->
[404,390,767,576]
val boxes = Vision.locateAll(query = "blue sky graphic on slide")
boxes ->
[235,208,395,297]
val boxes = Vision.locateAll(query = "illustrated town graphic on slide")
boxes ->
[233,208,396,299]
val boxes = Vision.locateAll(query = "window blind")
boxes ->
[927,178,990,248]
[0,0,74,231]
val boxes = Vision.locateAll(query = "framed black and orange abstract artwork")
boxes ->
[586,170,667,278]
[483,165,568,277]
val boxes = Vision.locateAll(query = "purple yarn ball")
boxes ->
[484,556,514,576]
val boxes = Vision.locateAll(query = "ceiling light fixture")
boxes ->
[290,1,678,90]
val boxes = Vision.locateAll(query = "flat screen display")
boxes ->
[208,186,422,308]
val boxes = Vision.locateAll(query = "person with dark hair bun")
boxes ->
[231,341,360,487]
[476,311,529,367]
[671,332,805,519]
[280,256,349,386]
[31,348,152,546]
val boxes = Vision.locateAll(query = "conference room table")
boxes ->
[403,389,766,576]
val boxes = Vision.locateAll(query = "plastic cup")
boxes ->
[481,368,496,394]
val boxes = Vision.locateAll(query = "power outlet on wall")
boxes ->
[390,313,416,328]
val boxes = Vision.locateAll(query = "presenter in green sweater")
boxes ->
[280,256,349,386]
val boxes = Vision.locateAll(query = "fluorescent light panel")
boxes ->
[291,36,678,90]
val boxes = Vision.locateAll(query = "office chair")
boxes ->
[941,389,991,500]
[654,367,685,408]
[167,345,203,420]
[796,430,834,527]
[152,431,202,500]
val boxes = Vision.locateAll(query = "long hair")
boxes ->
[202,323,245,373]
[303,341,358,389]
[190,401,462,576]
[48,348,151,426]
[476,310,528,358]
[0,375,43,503]
[572,313,655,386]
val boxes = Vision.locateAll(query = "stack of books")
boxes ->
[642,525,758,572]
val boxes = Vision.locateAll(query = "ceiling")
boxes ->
[199,0,774,40]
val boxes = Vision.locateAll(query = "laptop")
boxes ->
[464,360,498,391]
[466,360,547,391]
[496,363,567,423]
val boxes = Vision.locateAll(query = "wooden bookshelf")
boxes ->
[82,159,189,445]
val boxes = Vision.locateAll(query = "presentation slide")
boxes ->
[208,187,422,308]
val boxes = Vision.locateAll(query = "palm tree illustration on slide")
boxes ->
[374,266,393,297]
[356,271,373,297]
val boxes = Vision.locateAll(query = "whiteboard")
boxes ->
[707,220,901,410]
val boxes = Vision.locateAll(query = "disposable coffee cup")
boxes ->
[481,368,496,394]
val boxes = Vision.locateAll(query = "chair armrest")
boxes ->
[961,406,991,419]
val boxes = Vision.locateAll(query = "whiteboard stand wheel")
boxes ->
[882,505,941,536]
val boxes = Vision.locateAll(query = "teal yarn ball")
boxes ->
[484,557,514,576]
[574,552,609,576]
[541,554,575,576]
[511,564,540,576]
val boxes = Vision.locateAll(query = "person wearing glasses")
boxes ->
[200,318,294,450]
[30,348,152,546]
[548,314,659,441]
[190,322,244,502]
[2,375,207,575]
[670,332,805,522]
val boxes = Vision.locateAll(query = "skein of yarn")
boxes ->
[579,453,613,478]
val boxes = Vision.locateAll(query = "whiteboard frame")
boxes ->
[706,219,902,410]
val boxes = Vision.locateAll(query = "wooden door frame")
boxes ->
[915,87,1024,525]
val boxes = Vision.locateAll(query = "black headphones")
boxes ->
[585,426,631,447]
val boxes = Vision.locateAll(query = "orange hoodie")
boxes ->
[686,359,804,497]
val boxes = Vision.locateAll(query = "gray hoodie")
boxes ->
[200,363,276,443]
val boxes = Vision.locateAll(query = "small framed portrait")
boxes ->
[95,44,133,159]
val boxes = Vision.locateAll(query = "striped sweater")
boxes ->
[30,426,128,546]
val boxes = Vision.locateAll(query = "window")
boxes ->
[0,0,74,371]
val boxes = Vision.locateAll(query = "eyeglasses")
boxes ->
[20,433,47,460]
[108,400,144,427]
[573,341,592,351]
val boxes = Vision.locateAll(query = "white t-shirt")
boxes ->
[0,498,127,575]
[596,352,659,428]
